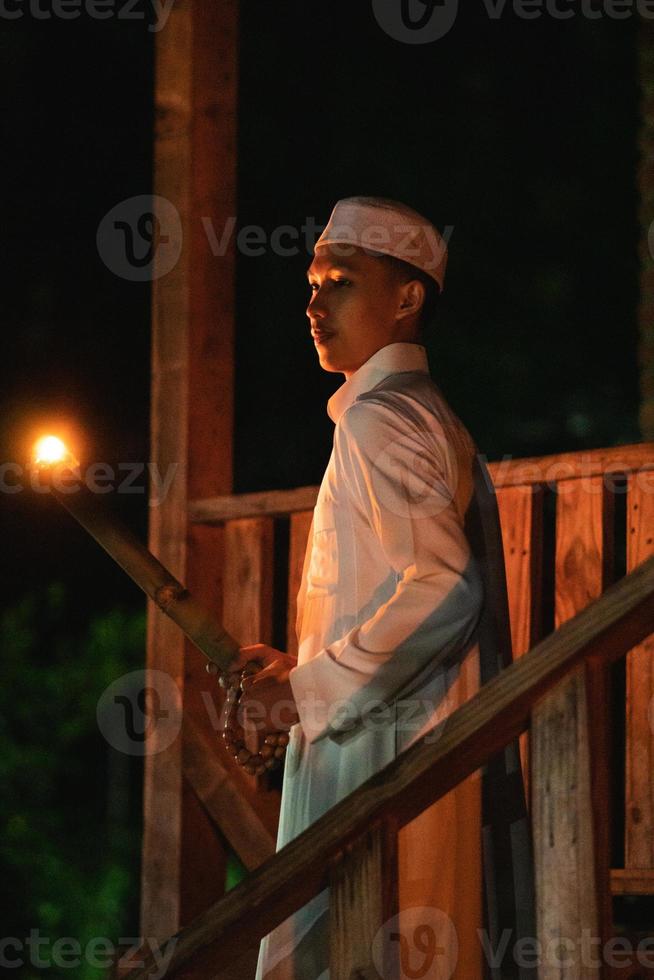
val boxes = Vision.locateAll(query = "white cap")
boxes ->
[315,196,448,292]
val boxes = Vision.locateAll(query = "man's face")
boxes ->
[306,244,412,377]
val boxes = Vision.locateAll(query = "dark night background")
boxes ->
[0,1,645,975]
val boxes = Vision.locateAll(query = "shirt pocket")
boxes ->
[306,497,339,597]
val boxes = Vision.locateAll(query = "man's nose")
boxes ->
[306,288,326,320]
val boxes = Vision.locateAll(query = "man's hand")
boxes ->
[231,643,300,735]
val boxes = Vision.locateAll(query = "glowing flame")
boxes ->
[33,435,77,468]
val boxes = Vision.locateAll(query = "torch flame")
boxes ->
[33,435,78,468]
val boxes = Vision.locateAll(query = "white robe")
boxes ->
[256,343,484,980]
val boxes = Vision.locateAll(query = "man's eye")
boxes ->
[332,278,351,287]
[309,282,319,292]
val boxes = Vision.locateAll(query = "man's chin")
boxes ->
[316,351,345,374]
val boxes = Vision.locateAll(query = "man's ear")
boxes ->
[397,279,425,320]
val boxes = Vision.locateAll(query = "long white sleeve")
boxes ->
[289,398,483,744]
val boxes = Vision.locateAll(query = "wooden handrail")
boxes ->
[189,486,319,523]
[124,554,654,980]
[485,441,654,487]
[188,442,654,523]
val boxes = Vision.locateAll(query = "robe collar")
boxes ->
[327,342,429,424]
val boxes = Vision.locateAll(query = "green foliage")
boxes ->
[224,849,248,893]
[0,584,145,979]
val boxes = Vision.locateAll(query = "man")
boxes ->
[234,196,486,979]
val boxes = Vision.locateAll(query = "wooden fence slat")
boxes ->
[223,517,275,646]
[625,473,654,870]
[496,485,543,657]
[329,819,399,980]
[181,524,230,923]
[531,476,608,978]
[286,510,313,658]
[497,484,543,794]
[223,517,275,785]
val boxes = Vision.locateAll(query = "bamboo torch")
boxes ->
[30,436,288,776]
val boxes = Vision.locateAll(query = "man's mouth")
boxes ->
[312,330,335,345]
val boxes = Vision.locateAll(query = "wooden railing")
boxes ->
[124,553,654,980]
[125,442,654,980]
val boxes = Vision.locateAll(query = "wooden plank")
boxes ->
[585,654,614,955]
[188,0,236,497]
[189,485,320,524]
[141,0,193,941]
[586,482,616,961]
[223,518,274,646]
[180,523,229,926]
[496,485,543,658]
[531,476,610,977]
[496,484,543,792]
[122,554,654,980]
[329,819,399,980]
[286,510,313,658]
[223,517,274,786]
[625,474,654,870]
[145,0,240,945]
[188,0,236,487]
[610,868,654,894]
[183,715,276,869]
[181,0,239,938]
[487,443,654,488]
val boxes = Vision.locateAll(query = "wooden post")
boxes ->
[142,0,239,944]
[531,476,611,978]
[329,819,399,980]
